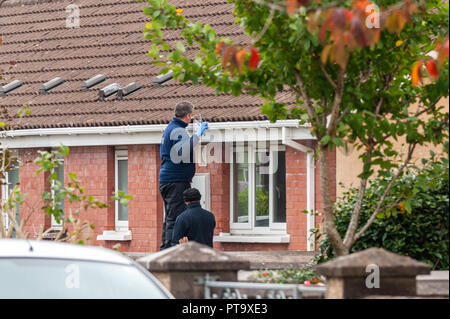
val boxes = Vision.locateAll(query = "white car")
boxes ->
[0,239,174,299]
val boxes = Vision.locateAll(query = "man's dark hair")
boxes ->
[174,101,194,118]
[183,188,201,202]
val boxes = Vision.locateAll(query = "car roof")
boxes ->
[0,239,132,265]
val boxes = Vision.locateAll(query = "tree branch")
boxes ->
[294,71,320,125]
[326,67,345,137]
[318,58,337,89]
[252,6,275,44]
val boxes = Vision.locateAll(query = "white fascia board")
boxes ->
[1,120,314,149]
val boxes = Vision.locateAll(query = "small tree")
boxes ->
[143,0,449,256]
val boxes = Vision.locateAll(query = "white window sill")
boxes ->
[213,233,290,243]
[97,230,132,241]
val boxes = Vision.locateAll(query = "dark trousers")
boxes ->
[159,181,190,250]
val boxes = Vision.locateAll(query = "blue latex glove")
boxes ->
[195,121,209,137]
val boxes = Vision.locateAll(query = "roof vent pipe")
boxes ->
[0,80,23,96]
[152,70,173,86]
[82,74,107,91]
[99,83,121,100]
[40,77,65,94]
[117,82,141,99]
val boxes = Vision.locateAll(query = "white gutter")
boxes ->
[282,127,316,252]
[1,120,308,138]
[1,120,314,149]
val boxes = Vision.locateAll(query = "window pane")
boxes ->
[56,164,65,214]
[255,152,269,227]
[233,151,249,223]
[117,159,128,221]
[272,151,286,223]
[8,168,20,225]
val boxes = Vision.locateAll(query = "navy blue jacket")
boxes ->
[171,202,216,248]
[159,117,199,183]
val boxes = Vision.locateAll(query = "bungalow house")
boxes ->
[0,0,336,252]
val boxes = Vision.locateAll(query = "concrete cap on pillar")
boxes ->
[316,248,431,277]
[137,241,251,271]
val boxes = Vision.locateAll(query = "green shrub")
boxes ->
[252,269,323,284]
[315,152,449,270]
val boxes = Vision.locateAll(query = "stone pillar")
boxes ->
[316,248,431,299]
[137,241,250,299]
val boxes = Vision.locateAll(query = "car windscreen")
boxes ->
[0,258,169,299]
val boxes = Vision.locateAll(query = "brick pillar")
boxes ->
[19,148,51,238]
[196,143,230,249]
[285,145,308,250]
[65,146,115,244]
[126,144,162,252]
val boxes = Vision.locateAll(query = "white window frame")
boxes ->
[1,167,20,232]
[229,143,287,235]
[1,178,10,232]
[115,149,129,231]
[51,158,64,229]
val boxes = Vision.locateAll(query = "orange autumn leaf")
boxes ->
[321,44,333,64]
[334,35,348,69]
[249,47,260,70]
[350,15,368,47]
[222,46,237,69]
[353,0,371,11]
[411,60,423,86]
[286,0,299,15]
[443,39,449,58]
[235,49,247,74]
[215,42,225,55]
[435,38,449,65]
[345,9,353,23]
[331,8,347,30]
[426,59,439,78]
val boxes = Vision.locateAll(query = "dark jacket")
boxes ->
[159,117,200,183]
[171,202,216,248]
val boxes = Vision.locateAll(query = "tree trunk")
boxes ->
[318,145,349,256]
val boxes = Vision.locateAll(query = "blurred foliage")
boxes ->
[315,148,449,270]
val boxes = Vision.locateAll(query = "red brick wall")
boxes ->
[64,146,115,244]
[108,144,163,252]
[196,143,230,248]
[285,144,309,250]
[19,148,51,238]
[11,142,336,253]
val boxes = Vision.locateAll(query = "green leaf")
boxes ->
[153,10,161,18]
[320,135,331,146]
[59,144,70,157]
[404,201,412,214]
[143,7,153,16]
[176,41,185,53]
